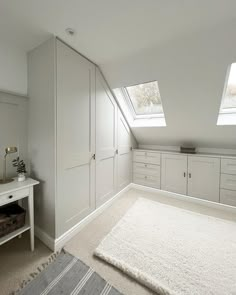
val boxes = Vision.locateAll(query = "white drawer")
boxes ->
[220,189,236,207]
[0,188,29,206]
[133,150,160,165]
[133,162,160,176]
[221,158,236,175]
[133,173,160,189]
[220,174,236,191]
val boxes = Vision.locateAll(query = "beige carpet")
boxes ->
[1,188,236,295]
[0,233,52,295]
[65,188,236,295]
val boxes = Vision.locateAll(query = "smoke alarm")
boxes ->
[65,28,75,36]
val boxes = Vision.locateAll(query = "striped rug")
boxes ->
[17,252,122,295]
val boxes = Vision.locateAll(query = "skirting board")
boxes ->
[35,225,55,251]
[130,183,236,214]
[35,184,132,251]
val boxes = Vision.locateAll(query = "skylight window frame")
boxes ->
[122,80,165,120]
[217,63,236,126]
[219,63,236,114]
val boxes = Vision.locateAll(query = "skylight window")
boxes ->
[125,81,163,116]
[113,80,166,127]
[217,63,236,125]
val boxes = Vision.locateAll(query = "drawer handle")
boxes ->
[8,195,13,199]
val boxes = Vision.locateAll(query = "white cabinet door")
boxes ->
[56,40,96,236]
[117,110,131,191]
[188,156,220,202]
[161,154,187,195]
[96,69,117,207]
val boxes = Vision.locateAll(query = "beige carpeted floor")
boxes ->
[1,188,236,295]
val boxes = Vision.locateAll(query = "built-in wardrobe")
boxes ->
[28,37,136,247]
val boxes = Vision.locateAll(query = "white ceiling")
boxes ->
[1,0,236,63]
[1,0,236,149]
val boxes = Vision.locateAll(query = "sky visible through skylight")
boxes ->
[125,81,163,115]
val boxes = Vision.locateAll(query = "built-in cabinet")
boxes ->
[161,154,187,195]
[56,40,96,235]
[28,37,134,241]
[187,156,220,202]
[133,149,236,207]
[133,150,161,188]
[220,158,236,207]
[95,69,117,208]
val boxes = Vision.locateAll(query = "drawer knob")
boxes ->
[8,195,13,199]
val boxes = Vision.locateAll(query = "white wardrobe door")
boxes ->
[188,156,220,202]
[117,110,131,191]
[96,69,117,207]
[56,40,95,237]
[161,154,187,195]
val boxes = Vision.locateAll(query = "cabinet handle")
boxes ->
[189,173,191,178]
[116,149,118,154]
[92,154,96,160]
[8,195,13,199]
[184,172,186,177]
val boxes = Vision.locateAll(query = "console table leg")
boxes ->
[28,187,34,251]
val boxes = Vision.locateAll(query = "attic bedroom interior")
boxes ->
[0,1,236,295]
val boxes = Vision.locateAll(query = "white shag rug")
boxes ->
[94,198,236,295]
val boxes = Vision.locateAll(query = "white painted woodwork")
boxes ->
[221,174,236,191]
[133,173,160,189]
[117,110,132,191]
[95,69,117,207]
[28,37,135,243]
[0,178,39,250]
[220,189,236,207]
[187,156,220,202]
[133,162,160,177]
[133,150,161,165]
[28,37,56,238]
[161,154,187,195]
[221,158,236,175]
[56,40,96,236]
[133,150,161,189]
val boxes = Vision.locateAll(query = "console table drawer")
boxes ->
[133,150,160,165]
[133,162,160,176]
[221,174,236,191]
[220,189,236,207]
[0,188,30,206]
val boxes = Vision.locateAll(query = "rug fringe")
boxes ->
[9,250,63,295]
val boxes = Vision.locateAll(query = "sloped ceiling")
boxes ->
[1,0,236,148]
[103,20,236,149]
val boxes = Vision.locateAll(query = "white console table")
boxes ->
[0,178,39,251]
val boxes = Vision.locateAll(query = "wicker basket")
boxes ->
[0,203,26,238]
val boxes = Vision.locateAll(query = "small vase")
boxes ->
[18,173,26,182]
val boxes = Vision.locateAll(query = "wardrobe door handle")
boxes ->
[189,173,191,178]
[184,172,186,177]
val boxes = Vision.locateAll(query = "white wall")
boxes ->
[101,19,236,149]
[0,44,27,95]
[0,91,28,178]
